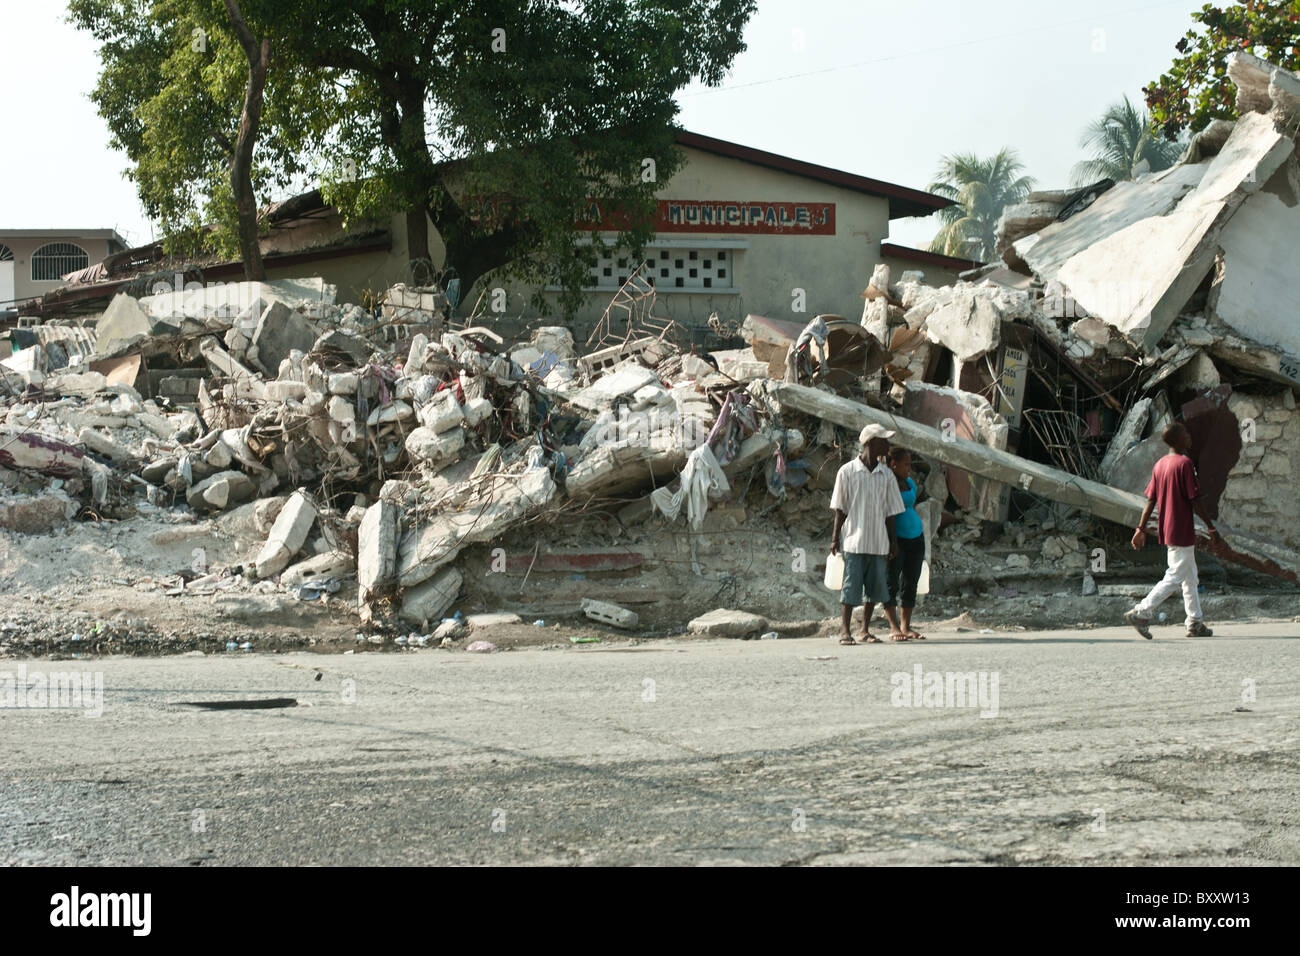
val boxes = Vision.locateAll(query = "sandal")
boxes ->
[889,631,909,642]
[838,635,857,646]
[905,630,926,640]
[861,633,883,643]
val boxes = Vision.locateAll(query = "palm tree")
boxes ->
[926,149,1034,263]
[1071,96,1184,185]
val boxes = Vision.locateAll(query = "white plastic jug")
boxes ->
[823,552,844,591]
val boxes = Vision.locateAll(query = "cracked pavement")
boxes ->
[2,622,1297,865]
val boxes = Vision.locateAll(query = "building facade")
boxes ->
[0,229,128,310]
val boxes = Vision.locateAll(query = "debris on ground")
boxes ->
[3,56,1298,655]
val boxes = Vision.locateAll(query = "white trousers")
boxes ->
[1134,545,1202,626]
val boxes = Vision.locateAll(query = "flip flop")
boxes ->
[889,632,909,642]
[905,631,926,640]
[838,636,857,646]
[861,634,883,643]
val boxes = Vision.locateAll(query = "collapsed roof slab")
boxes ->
[1056,200,1224,353]
[1055,113,1294,353]
[1013,163,1207,284]
[1183,110,1294,207]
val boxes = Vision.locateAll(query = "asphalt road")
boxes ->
[3,622,1298,865]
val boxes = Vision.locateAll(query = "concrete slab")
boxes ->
[399,567,463,625]
[93,293,152,357]
[254,490,316,578]
[1057,200,1225,352]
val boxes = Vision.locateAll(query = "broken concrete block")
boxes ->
[581,598,638,630]
[687,608,767,638]
[281,551,353,589]
[254,489,316,578]
[1098,397,1151,482]
[416,390,464,432]
[399,567,463,625]
[204,441,232,468]
[198,337,266,399]
[397,468,556,587]
[1174,352,1221,390]
[571,363,660,411]
[462,396,492,426]
[532,326,574,358]
[465,612,521,628]
[77,427,131,463]
[405,426,464,463]
[47,370,108,399]
[185,470,255,512]
[327,395,355,424]
[924,290,1000,362]
[357,498,398,598]
[0,492,77,534]
[0,430,85,477]
[265,380,308,402]
[366,401,414,426]
[328,372,358,395]
[314,329,372,367]
[254,494,289,534]
[404,333,429,373]
[250,301,317,375]
[94,293,152,356]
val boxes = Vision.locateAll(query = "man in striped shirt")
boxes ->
[831,423,905,644]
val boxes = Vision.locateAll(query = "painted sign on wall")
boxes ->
[995,346,1030,429]
[577,199,835,235]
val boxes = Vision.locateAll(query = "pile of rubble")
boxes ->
[2,53,1297,649]
[2,269,808,639]
[762,51,1300,587]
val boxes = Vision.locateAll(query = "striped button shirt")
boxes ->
[830,457,905,555]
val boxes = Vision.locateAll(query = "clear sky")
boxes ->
[0,0,1208,250]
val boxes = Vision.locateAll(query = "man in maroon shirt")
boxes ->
[1125,422,1219,639]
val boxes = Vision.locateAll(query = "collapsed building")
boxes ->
[1,53,1297,649]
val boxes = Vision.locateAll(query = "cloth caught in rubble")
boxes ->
[650,443,729,530]
[785,316,829,383]
[706,390,758,467]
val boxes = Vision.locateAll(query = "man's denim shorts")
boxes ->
[841,552,890,605]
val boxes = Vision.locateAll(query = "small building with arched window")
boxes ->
[0,229,126,311]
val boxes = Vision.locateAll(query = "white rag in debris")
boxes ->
[650,443,729,530]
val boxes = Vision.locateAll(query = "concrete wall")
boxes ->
[1,235,116,306]
[473,146,898,335]
[1223,389,1300,549]
[258,148,938,340]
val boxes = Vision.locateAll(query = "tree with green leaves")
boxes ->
[1144,0,1300,139]
[926,149,1034,263]
[1071,96,1185,184]
[69,0,323,279]
[292,0,756,313]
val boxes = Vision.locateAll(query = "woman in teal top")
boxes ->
[883,447,926,640]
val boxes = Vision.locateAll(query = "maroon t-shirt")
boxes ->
[1145,453,1199,547]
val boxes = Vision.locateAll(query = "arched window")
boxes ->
[0,244,13,262]
[31,242,88,281]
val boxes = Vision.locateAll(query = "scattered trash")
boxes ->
[465,640,497,653]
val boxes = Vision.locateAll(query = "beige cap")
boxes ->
[859,423,896,444]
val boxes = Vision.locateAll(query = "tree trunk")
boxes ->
[224,0,269,281]
[405,209,431,283]
[398,89,434,275]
